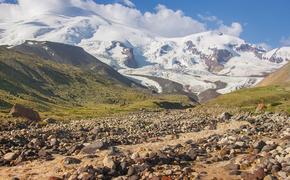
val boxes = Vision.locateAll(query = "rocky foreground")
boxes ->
[0,110,289,180]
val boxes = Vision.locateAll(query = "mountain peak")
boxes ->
[0,12,290,97]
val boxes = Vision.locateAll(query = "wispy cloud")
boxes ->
[198,14,223,25]
[120,0,135,8]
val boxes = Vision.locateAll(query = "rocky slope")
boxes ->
[0,110,289,179]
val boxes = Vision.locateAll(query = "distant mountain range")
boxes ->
[0,12,290,100]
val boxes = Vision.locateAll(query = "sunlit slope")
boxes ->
[0,47,191,118]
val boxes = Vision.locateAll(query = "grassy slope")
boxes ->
[203,84,290,113]
[0,47,191,119]
[203,62,290,114]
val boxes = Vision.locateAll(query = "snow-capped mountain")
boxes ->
[1,13,290,98]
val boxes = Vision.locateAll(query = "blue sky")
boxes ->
[97,0,290,48]
[2,0,290,48]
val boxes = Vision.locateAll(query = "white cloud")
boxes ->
[280,36,290,46]
[0,0,72,19]
[218,22,243,37]
[141,4,206,37]
[198,14,243,37]
[0,0,243,38]
[121,0,135,8]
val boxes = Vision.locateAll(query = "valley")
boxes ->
[0,1,290,179]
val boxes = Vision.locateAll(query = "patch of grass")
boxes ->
[204,83,290,114]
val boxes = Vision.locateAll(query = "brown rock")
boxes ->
[254,167,265,180]
[103,156,116,169]
[48,176,62,180]
[9,104,41,121]
[241,172,256,180]
[77,172,92,180]
[3,152,18,161]
[263,175,276,180]
[256,103,266,113]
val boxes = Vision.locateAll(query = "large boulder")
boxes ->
[9,104,41,121]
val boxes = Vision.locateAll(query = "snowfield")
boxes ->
[0,13,289,97]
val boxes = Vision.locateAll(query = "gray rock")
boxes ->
[235,141,245,147]
[219,112,232,121]
[271,164,281,173]
[262,144,277,152]
[81,140,106,154]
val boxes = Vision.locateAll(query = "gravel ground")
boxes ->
[0,110,289,180]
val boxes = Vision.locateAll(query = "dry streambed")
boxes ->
[0,110,289,180]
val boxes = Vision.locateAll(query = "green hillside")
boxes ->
[203,84,290,114]
[0,47,191,119]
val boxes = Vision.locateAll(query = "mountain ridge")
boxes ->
[0,13,290,96]
[12,40,140,87]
